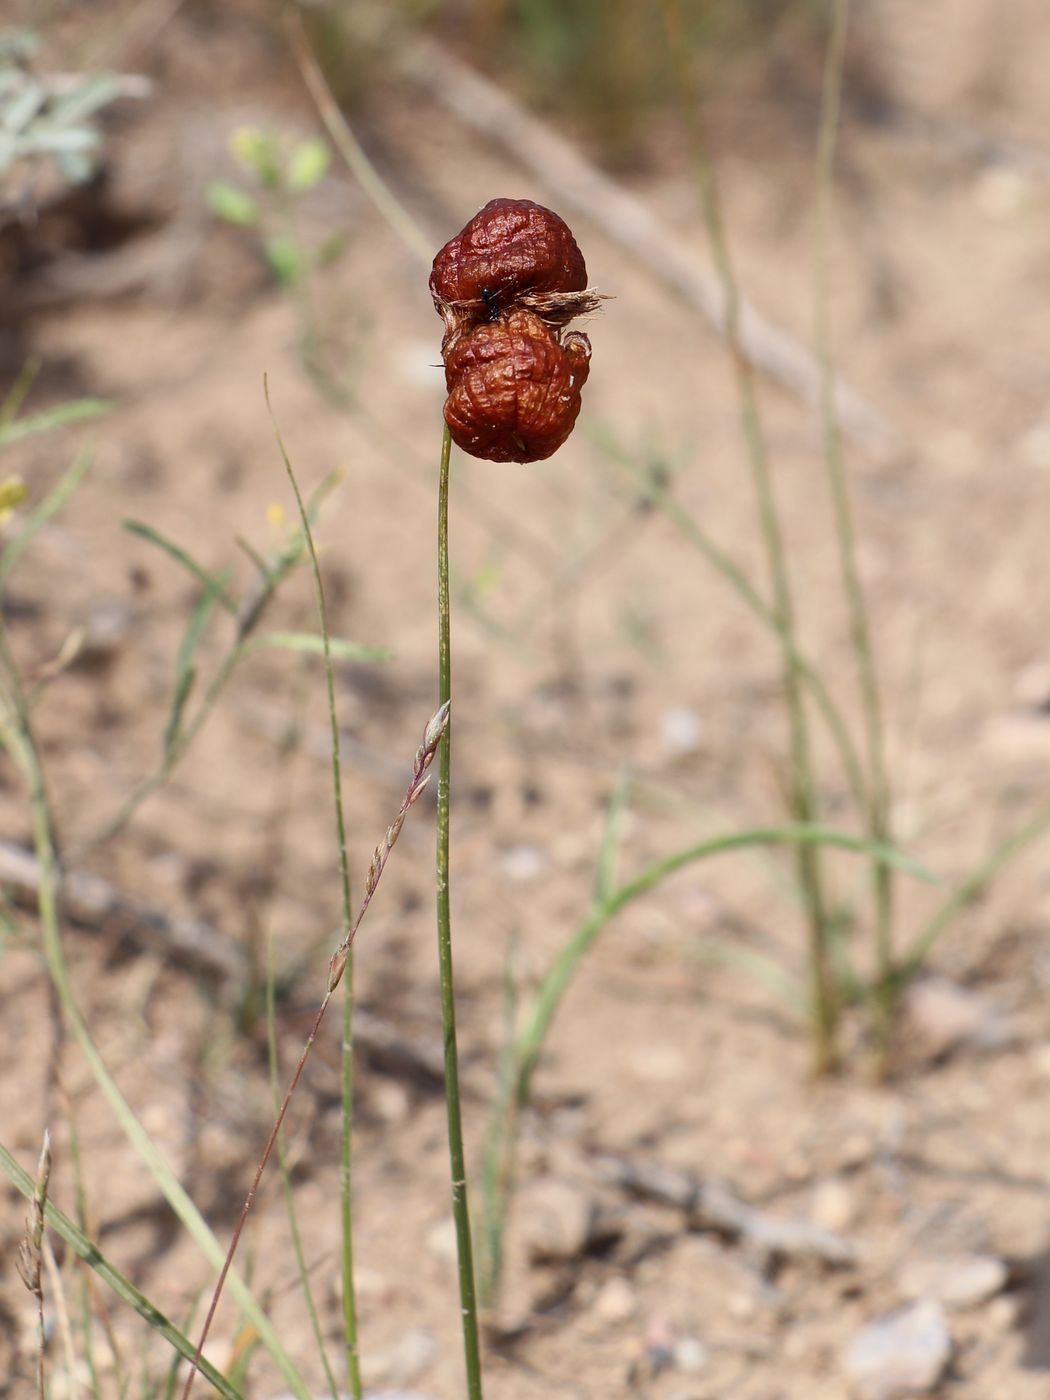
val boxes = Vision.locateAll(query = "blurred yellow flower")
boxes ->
[0,475,27,525]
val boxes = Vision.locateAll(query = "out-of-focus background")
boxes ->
[4,2,1050,1396]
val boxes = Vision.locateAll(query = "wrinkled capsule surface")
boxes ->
[442,308,591,464]
[430,197,587,320]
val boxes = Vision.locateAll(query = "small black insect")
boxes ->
[480,285,501,321]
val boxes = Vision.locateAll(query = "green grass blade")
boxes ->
[515,823,939,1090]
[164,575,230,756]
[0,397,111,449]
[478,936,522,1310]
[161,1300,201,1400]
[0,694,312,1400]
[900,801,1050,982]
[122,521,239,615]
[244,630,392,662]
[264,378,362,1399]
[591,422,869,816]
[0,1142,244,1400]
[0,446,93,593]
[0,357,41,427]
[695,938,804,1011]
[593,769,631,906]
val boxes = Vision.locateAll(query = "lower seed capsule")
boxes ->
[442,309,591,464]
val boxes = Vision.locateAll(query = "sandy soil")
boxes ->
[3,2,1050,1397]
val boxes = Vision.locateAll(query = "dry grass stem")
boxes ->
[180,702,451,1400]
[17,1131,53,1400]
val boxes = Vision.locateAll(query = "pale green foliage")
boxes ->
[0,29,126,185]
[207,126,337,286]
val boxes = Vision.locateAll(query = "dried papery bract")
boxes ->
[431,197,600,464]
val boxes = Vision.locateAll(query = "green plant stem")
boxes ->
[0,629,310,1398]
[901,801,1050,981]
[702,184,836,1072]
[593,426,868,812]
[514,823,931,1100]
[0,1144,243,1400]
[289,14,433,265]
[267,388,362,1399]
[814,0,895,1056]
[478,949,520,1309]
[479,815,932,1304]
[661,0,837,1070]
[436,423,484,1398]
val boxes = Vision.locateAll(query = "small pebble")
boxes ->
[521,1179,595,1261]
[811,1177,857,1233]
[645,1313,676,1373]
[372,1080,411,1124]
[837,1133,874,1171]
[903,976,1010,1059]
[845,1299,952,1400]
[425,1217,458,1265]
[987,1294,1022,1332]
[368,1329,436,1387]
[660,706,703,755]
[1013,661,1050,709]
[1030,1042,1050,1079]
[500,844,549,882]
[630,1043,687,1082]
[80,600,133,661]
[973,165,1033,220]
[673,1336,709,1374]
[593,1275,638,1323]
[898,1254,1007,1310]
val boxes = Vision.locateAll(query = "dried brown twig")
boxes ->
[180,701,450,1400]
[17,1131,53,1400]
[593,1153,856,1267]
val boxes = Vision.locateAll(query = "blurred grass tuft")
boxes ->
[299,0,876,167]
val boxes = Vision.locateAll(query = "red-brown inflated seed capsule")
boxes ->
[430,197,587,324]
[442,308,591,464]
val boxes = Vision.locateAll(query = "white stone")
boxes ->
[811,1177,857,1234]
[898,1254,1007,1310]
[593,1275,638,1323]
[660,706,703,755]
[844,1299,952,1400]
[903,976,1009,1059]
[500,843,548,882]
[673,1336,709,1374]
[521,1179,594,1261]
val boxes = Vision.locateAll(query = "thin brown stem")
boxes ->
[179,704,448,1399]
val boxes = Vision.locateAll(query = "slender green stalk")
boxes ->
[662,0,837,1070]
[593,426,868,812]
[436,423,484,1397]
[289,14,433,266]
[478,814,933,1304]
[65,1095,106,1398]
[515,822,933,1099]
[0,1143,243,1400]
[0,639,310,1397]
[16,1130,51,1400]
[265,385,362,1399]
[901,801,1050,981]
[478,943,521,1309]
[814,0,896,1057]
